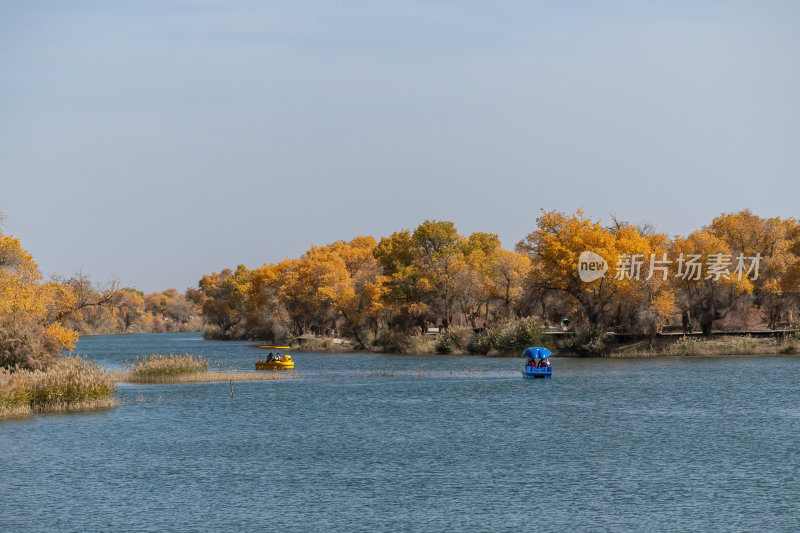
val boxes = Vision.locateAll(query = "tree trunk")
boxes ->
[700,317,713,336]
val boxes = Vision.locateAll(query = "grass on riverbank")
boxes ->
[616,334,800,357]
[118,353,297,383]
[0,356,116,419]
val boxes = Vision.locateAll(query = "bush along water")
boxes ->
[466,318,546,355]
[367,318,550,356]
[435,328,472,354]
[557,328,616,357]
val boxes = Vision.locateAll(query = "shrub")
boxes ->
[407,335,437,355]
[466,318,545,355]
[778,333,800,354]
[0,325,64,371]
[373,330,412,353]
[371,330,441,354]
[492,318,544,353]
[435,328,471,354]
[558,328,615,356]
[466,332,494,355]
[202,325,222,340]
[296,337,335,351]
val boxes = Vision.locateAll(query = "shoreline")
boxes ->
[284,332,800,358]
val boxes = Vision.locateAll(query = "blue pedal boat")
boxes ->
[523,365,552,379]
[522,346,553,379]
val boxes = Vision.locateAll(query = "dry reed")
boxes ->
[616,334,800,357]
[123,353,209,382]
[1,355,116,419]
[118,353,297,383]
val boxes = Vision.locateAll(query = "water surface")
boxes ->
[2,333,799,531]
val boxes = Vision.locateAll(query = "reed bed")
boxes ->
[123,353,209,383]
[118,353,297,383]
[1,356,116,419]
[619,334,800,357]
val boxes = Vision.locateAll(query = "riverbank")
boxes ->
[287,331,800,358]
[611,334,800,358]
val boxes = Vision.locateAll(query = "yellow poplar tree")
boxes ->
[517,210,662,329]
[708,210,799,329]
[0,232,78,369]
[672,230,751,335]
[373,229,431,331]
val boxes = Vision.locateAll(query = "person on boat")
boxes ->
[266,352,274,362]
[275,353,282,362]
[540,357,551,368]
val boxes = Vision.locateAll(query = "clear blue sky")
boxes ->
[2,1,798,292]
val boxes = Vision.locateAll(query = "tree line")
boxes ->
[59,284,202,335]
[3,208,798,370]
[189,209,800,348]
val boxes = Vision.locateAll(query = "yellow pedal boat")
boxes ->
[255,355,294,370]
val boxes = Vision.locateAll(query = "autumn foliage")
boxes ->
[0,232,79,370]
[192,210,800,348]
[190,224,535,346]
[517,209,799,336]
[0,229,202,371]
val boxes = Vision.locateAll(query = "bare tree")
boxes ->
[49,270,121,321]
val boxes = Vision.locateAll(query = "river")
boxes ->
[1,332,798,531]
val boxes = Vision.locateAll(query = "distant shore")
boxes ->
[285,330,800,358]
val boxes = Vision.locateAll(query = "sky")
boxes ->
[1,1,799,293]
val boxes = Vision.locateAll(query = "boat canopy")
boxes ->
[523,347,552,359]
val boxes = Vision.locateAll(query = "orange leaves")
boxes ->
[192,209,799,339]
[672,230,751,294]
[650,290,677,321]
[518,210,661,297]
[0,233,40,284]
[45,323,79,352]
[518,210,619,292]
[1,232,82,368]
[249,236,384,339]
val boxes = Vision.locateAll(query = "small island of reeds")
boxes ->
[114,353,297,384]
